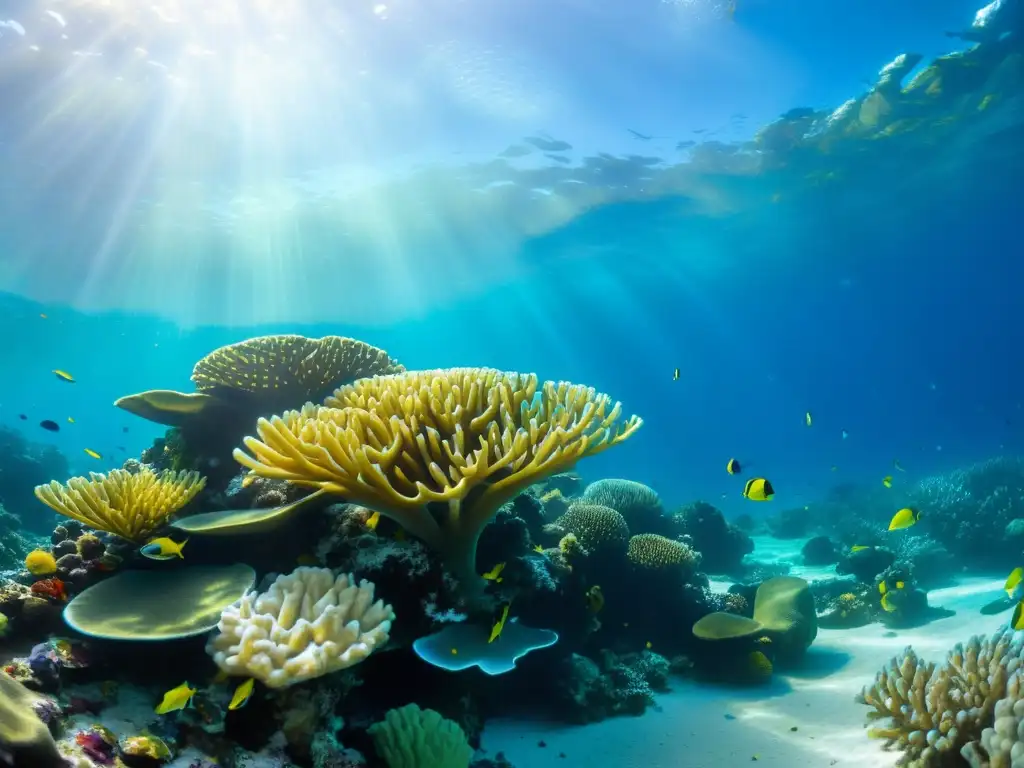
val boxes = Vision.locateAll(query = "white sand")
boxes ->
[482,565,1009,767]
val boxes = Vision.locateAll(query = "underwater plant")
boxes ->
[232,368,642,591]
[33,467,205,542]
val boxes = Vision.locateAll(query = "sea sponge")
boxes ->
[34,467,205,542]
[554,503,630,555]
[580,478,664,531]
[626,534,700,571]
[0,672,65,767]
[206,567,395,689]
[233,368,641,591]
[194,334,404,404]
[23,550,57,577]
[752,575,817,662]
[857,630,1024,767]
[367,703,472,768]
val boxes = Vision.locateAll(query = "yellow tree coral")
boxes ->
[234,368,642,590]
[34,468,206,542]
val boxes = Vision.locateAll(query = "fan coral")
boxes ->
[206,567,394,688]
[554,504,630,556]
[581,479,664,532]
[33,468,205,542]
[234,368,642,591]
[857,630,1024,766]
[24,550,57,576]
[626,534,700,571]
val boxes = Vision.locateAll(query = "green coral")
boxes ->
[368,704,472,768]
[626,534,700,571]
[555,503,630,555]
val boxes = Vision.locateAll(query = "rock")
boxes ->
[836,547,895,584]
[801,536,839,566]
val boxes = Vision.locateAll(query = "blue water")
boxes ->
[0,0,1021,514]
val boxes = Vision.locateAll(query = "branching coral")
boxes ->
[206,567,394,688]
[34,468,205,542]
[234,368,642,589]
[554,504,630,556]
[857,630,1024,766]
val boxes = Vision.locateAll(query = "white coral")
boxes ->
[206,567,395,689]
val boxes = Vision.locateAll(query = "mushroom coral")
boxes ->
[233,368,642,591]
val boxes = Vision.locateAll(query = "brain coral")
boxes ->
[554,503,630,555]
[206,567,394,688]
[627,534,700,571]
[858,629,1024,767]
[581,479,664,533]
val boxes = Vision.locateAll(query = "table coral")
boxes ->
[857,630,1024,766]
[207,567,394,688]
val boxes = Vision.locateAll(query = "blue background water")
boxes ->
[0,0,1020,515]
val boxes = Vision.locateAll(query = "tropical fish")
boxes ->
[67,417,75,424]
[228,678,254,711]
[726,458,742,475]
[755,636,771,645]
[365,511,381,531]
[882,475,893,488]
[645,641,653,649]
[585,585,604,614]
[894,458,906,472]
[850,545,871,553]
[673,368,680,381]
[154,682,196,714]
[39,313,47,319]
[1011,601,1024,631]
[84,448,102,460]
[140,537,187,560]
[1006,567,1024,600]
[39,420,60,432]
[742,478,774,501]
[881,592,897,612]
[805,411,812,427]
[489,603,510,643]
[888,507,921,531]
[895,581,905,590]
[482,563,505,583]
[52,370,75,383]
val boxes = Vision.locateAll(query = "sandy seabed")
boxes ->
[482,536,1009,768]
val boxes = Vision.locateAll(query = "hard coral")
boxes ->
[580,479,665,534]
[554,504,630,557]
[857,629,1024,766]
[627,534,700,572]
[235,368,641,592]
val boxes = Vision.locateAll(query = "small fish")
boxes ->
[84,448,102,460]
[895,581,905,590]
[894,458,906,472]
[585,585,604,614]
[122,426,129,433]
[365,510,381,531]
[39,419,60,432]
[673,368,680,381]
[482,562,505,582]
[1012,601,1024,631]
[450,648,458,655]
[52,370,75,383]
[882,475,893,488]
[154,682,196,714]
[140,537,187,560]
[67,417,75,424]
[645,641,653,649]
[841,429,849,440]
[489,603,510,643]
[880,592,897,613]
[228,678,254,711]
[805,411,812,427]
[533,545,544,553]
[879,580,888,595]
[1005,567,1024,599]
[888,507,921,531]
[755,636,771,645]
[742,478,774,501]
[241,475,256,489]
[850,545,870,553]
[39,313,47,319]
[18,414,26,420]
[726,458,742,475]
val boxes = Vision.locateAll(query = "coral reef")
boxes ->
[627,534,700,573]
[579,479,666,534]
[552,650,671,723]
[553,504,630,557]
[670,501,753,574]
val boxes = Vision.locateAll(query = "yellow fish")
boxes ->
[585,585,604,614]
[241,475,256,489]
[1012,601,1024,631]
[850,545,870,553]
[673,368,680,381]
[742,478,774,501]
[895,581,905,590]
[888,507,921,531]
[879,580,888,595]
[882,475,893,489]
[726,458,742,475]
[533,545,544,553]
[154,682,196,714]
[140,537,187,561]
[489,603,510,643]
[894,458,906,472]
[880,592,897,613]
[52,369,75,383]
[228,678,254,711]
[84,448,102,460]
[805,411,812,427]
[365,511,381,531]
[40,313,47,319]
[450,648,458,655]
[482,563,505,582]
[1005,567,1024,599]
[645,641,653,649]
[67,417,75,424]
